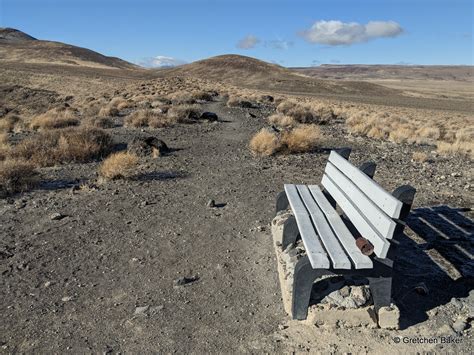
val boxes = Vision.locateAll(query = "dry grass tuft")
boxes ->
[437,140,474,158]
[86,116,115,129]
[98,105,119,118]
[99,152,139,180]
[249,129,280,156]
[0,115,23,133]
[0,159,38,196]
[0,133,10,161]
[109,97,131,110]
[226,95,255,108]
[10,127,112,167]
[281,125,321,153]
[167,105,202,122]
[412,151,429,163]
[30,108,79,130]
[267,113,296,128]
[125,109,175,128]
[167,90,216,104]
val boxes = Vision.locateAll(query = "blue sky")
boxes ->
[1,0,473,67]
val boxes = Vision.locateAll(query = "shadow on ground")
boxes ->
[394,205,473,329]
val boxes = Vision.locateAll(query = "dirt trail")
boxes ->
[1,101,472,353]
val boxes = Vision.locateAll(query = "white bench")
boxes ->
[275,148,416,320]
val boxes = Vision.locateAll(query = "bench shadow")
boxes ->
[307,205,473,329]
[393,205,473,329]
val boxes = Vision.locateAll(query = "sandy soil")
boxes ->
[1,100,472,353]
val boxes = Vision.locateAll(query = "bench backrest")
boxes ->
[321,151,406,258]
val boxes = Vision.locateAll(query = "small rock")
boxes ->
[50,213,65,221]
[174,275,199,286]
[414,282,429,295]
[340,286,351,297]
[450,297,463,309]
[378,305,400,330]
[200,112,218,122]
[140,201,149,207]
[350,286,371,307]
[207,199,216,208]
[128,135,170,157]
[134,305,150,315]
[437,324,456,336]
[61,296,73,302]
[278,324,287,330]
[452,317,467,332]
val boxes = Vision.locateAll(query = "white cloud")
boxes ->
[265,39,294,50]
[300,20,403,45]
[237,35,260,49]
[137,55,187,68]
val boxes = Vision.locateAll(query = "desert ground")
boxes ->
[1,29,473,353]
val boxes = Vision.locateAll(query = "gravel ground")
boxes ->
[1,101,472,353]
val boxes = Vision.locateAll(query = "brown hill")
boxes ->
[0,28,137,70]
[160,54,398,96]
[292,64,474,82]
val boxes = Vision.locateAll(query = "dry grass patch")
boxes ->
[226,95,255,108]
[125,109,175,128]
[249,129,280,156]
[167,105,202,122]
[267,113,296,128]
[0,159,38,196]
[10,127,112,167]
[30,108,79,130]
[109,97,131,110]
[437,140,474,159]
[98,105,119,118]
[0,115,23,133]
[167,90,215,104]
[86,116,115,129]
[99,152,139,180]
[281,125,321,153]
[0,133,10,161]
[412,151,429,163]
[276,99,336,124]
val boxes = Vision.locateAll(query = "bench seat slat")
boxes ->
[308,185,373,269]
[325,162,397,239]
[328,151,403,218]
[284,184,330,269]
[321,174,390,258]
[296,185,351,269]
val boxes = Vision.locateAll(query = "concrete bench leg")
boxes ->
[368,276,392,313]
[282,216,299,249]
[292,256,324,320]
[275,190,289,216]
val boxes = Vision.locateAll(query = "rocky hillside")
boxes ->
[160,54,398,96]
[0,28,137,69]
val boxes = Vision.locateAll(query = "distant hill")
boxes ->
[292,64,474,82]
[0,28,137,69]
[160,54,398,96]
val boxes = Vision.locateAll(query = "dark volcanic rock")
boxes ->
[128,135,170,157]
[200,112,218,122]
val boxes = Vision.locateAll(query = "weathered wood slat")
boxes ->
[325,162,397,239]
[284,184,330,268]
[328,151,403,218]
[321,175,390,258]
[308,185,373,269]
[296,185,351,269]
